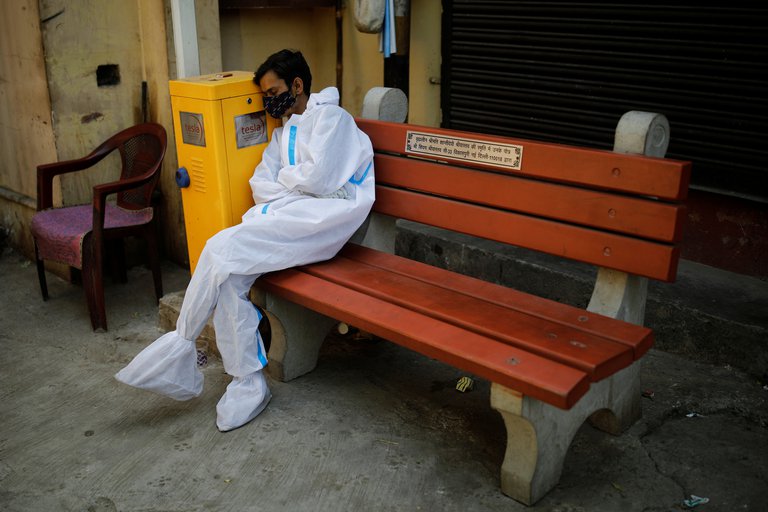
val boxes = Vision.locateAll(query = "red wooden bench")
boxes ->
[254,111,691,505]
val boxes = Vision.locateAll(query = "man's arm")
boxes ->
[276,110,372,197]
[249,128,293,205]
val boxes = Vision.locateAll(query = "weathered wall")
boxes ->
[165,0,223,79]
[683,190,768,278]
[1,0,440,268]
[39,0,147,205]
[341,4,385,116]
[0,0,208,268]
[35,0,194,266]
[0,0,58,257]
[144,0,188,267]
[408,0,441,127]
[220,5,383,117]
[217,1,441,122]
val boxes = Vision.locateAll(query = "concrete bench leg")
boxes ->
[490,360,642,505]
[250,287,337,382]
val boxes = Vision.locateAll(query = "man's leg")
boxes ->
[176,246,229,341]
[213,273,271,431]
[115,243,227,400]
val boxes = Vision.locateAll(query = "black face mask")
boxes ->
[263,90,296,119]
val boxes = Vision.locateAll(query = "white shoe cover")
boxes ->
[115,332,204,401]
[216,371,272,432]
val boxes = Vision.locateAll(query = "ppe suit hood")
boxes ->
[305,87,340,112]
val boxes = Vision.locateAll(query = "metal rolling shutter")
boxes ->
[441,1,768,201]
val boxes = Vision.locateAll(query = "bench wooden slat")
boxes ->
[374,186,680,282]
[340,244,653,358]
[375,154,686,243]
[260,268,591,409]
[300,255,634,381]
[357,118,691,201]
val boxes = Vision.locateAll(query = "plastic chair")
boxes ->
[31,123,167,331]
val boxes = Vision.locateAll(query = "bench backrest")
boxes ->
[356,119,691,282]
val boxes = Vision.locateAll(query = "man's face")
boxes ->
[259,70,300,118]
[259,70,290,98]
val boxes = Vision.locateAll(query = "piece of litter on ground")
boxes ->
[376,439,399,446]
[686,412,706,418]
[456,376,474,392]
[611,482,624,492]
[683,494,709,508]
[641,389,655,399]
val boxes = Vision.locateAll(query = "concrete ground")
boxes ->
[1,246,767,512]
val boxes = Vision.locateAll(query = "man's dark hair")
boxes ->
[254,49,312,94]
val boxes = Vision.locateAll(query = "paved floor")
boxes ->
[1,247,767,511]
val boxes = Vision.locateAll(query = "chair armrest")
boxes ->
[90,170,159,243]
[92,170,158,204]
[36,148,114,211]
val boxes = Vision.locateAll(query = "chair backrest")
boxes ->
[114,123,167,210]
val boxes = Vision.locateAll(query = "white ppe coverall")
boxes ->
[116,87,375,430]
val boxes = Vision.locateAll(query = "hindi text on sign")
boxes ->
[405,131,522,170]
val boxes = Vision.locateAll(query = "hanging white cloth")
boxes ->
[116,87,375,428]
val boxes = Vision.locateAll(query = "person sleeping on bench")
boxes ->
[116,49,375,432]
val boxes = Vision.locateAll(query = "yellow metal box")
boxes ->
[169,71,279,273]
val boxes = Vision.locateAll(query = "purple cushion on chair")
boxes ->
[31,204,153,269]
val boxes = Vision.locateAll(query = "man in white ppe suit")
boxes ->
[116,49,375,431]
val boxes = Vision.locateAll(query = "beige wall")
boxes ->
[408,0,442,127]
[40,0,153,205]
[145,0,187,265]
[220,5,383,117]
[0,0,193,264]
[1,0,443,265]
[35,0,191,265]
[0,1,57,198]
[220,8,336,90]
[217,1,441,122]
[0,0,58,256]
[342,5,385,116]
[165,0,223,78]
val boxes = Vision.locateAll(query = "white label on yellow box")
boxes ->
[405,130,523,170]
[234,112,267,149]
[180,112,206,147]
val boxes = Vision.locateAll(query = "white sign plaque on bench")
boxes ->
[405,130,523,170]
